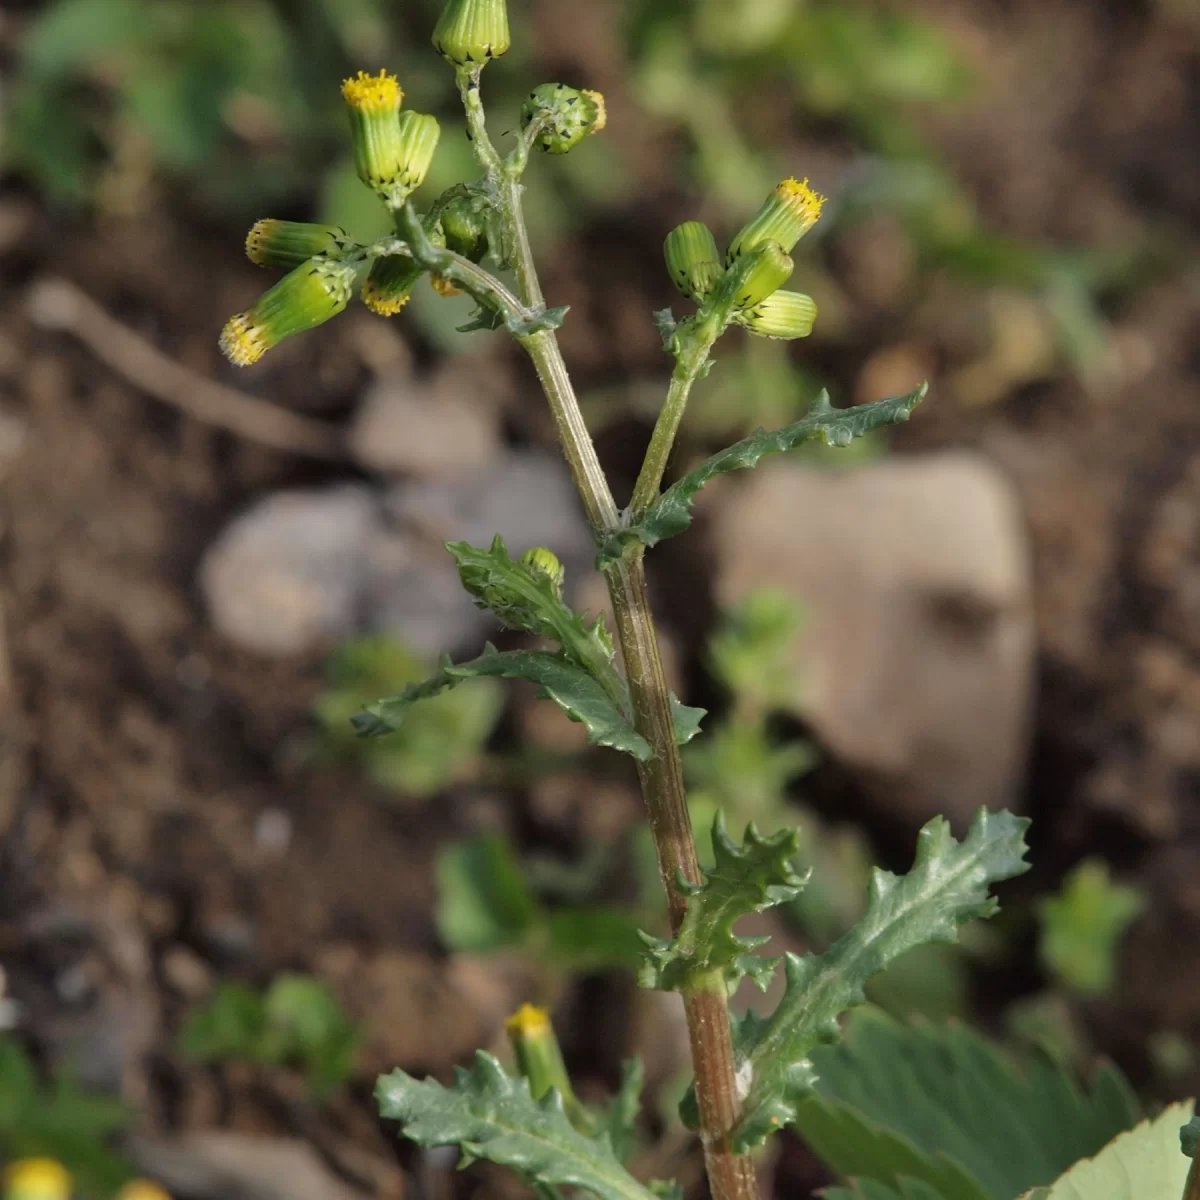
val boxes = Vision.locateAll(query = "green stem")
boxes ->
[481,108,761,1200]
[1185,1158,1200,1200]
[457,66,503,176]
[629,341,713,515]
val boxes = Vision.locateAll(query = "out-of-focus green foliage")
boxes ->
[1036,860,1146,996]
[179,974,358,1097]
[435,833,644,973]
[2,0,626,239]
[0,1038,132,1199]
[805,1008,1141,1200]
[314,636,504,800]
[1020,1101,1194,1200]
[377,1052,663,1200]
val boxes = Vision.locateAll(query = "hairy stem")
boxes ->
[487,134,760,1200]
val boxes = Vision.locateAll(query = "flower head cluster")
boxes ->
[219,63,447,366]
[665,177,824,339]
[342,70,440,210]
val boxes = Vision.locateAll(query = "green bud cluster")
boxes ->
[342,70,440,209]
[520,83,607,155]
[440,194,491,263]
[664,177,825,340]
[520,546,565,592]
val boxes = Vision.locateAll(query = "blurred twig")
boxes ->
[26,278,348,462]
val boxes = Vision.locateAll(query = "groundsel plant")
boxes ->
[216,3,1191,1198]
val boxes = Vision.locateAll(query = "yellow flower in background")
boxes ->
[4,1159,71,1200]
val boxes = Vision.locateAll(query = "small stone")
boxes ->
[199,486,379,657]
[348,377,500,478]
[253,807,293,857]
[161,945,212,1001]
[369,451,595,653]
[711,451,1035,828]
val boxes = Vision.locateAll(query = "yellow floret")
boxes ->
[429,273,461,297]
[244,219,279,267]
[219,313,268,366]
[505,1003,552,1040]
[341,70,403,113]
[582,89,607,133]
[361,280,411,316]
[776,177,825,224]
[4,1158,72,1200]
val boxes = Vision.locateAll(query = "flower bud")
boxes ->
[220,256,355,366]
[362,252,423,316]
[729,240,793,310]
[737,290,818,339]
[393,110,441,195]
[727,177,824,265]
[245,220,352,270]
[520,84,606,155]
[4,1160,71,1200]
[432,0,510,66]
[664,221,722,301]
[440,194,490,263]
[505,1004,574,1103]
[520,546,565,591]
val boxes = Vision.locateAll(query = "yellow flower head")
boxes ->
[505,1003,552,1040]
[362,285,410,317]
[727,175,825,264]
[220,258,355,366]
[341,70,402,114]
[4,1159,71,1200]
[219,312,268,366]
[775,177,825,227]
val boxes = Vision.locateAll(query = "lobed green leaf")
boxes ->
[797,1008,1140,1200]
[448,536,617,677]
[723,808,1030,1152]
[356,539,703,757]
[597,385,927,566]
[377,1052,662,1200]
[1018,1101,1194,1200]
[353,644,653,761]
[638,812,807,994]
[509,305,570,337]
[823,1180,950,1200]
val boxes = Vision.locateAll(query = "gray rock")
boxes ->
[129,1133,366,1200]
[348,376,500,478]
[200,453,595,661]
[199,486,378,657]
[372,450,596,652]
[710,451,1035,828]
[385,450,593,566]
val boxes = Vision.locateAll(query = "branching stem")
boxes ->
[458,71,761,1200]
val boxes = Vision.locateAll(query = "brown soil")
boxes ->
[2,0,1200,1196]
